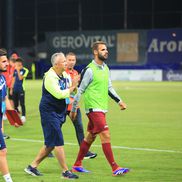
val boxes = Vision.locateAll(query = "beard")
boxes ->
[0,69,7,72]
[98,53,108,62]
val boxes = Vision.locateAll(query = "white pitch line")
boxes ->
[10,138,182,154]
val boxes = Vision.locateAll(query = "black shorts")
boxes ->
[8,88,13,100]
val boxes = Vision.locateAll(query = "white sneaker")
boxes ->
[21,116,26,123]
[3,114,7,120]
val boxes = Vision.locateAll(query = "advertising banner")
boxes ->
[110,69,162,81]
[147,29,182,69]
[46,30,147,66]
[163,70,182,81]
[45,29,182,71]
[116,33,139,62]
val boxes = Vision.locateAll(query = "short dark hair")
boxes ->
[0,48,7,57]
[66,52,76,57]
[9,57,16,63]
[15,57,24,63]
[91,41,106,53]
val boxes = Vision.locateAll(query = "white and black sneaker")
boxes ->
[62,170,79,179]
[84,151,97,159]
[3,134,10,140]
[24,165,43,176]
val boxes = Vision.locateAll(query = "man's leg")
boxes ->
[70,109,97,159]
[0,149,9,174]
[54,146,68,172]
[54,146,79,179]
[13,92,19,113]
[8,88,14,108]
[0,149,13,182]
[99,129,129,175]
[99,130,119,171]
[30,146,54,168]
[24,146,54,176]
[19,91,25,117]
[1,120,4,133]
[71,109,84,145]
[73,132,96,167]
[19,91,26,122]
[0,130,13,182]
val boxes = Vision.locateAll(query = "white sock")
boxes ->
[3,173,13,182]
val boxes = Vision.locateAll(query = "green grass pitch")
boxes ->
[3,80,182,182]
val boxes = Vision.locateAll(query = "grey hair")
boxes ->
[51,52,65,66]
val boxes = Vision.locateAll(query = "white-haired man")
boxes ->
[24,52,79,179]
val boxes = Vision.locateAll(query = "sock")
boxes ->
[3,173,13,182]
[102,143,119,171]
[74,140,91,166]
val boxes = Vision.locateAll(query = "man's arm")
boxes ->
[69,68,93,121]
[71,67,93,112]
[45,75,71,99]
[10,76,15,95]
[5,96,13,110]
[22,67,29,78]
[108,77,126,110]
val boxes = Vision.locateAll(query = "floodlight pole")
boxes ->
[34,0,38,61]
[124,0,127,29]
[78,0,82,31]
[151,0,154,28]
[6,0,14,54]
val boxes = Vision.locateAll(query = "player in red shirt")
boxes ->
[2,54,16,107]
[2,54,16,140]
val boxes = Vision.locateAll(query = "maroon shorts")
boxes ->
[87,112,109,134]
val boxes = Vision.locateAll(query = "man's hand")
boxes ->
[69,75,80,93]
[10,88,13,96]
[15,64,21,71]
[14,123,20,127]
[72,75,80,88]
[69,111,77,121]
[119,101,127,110]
